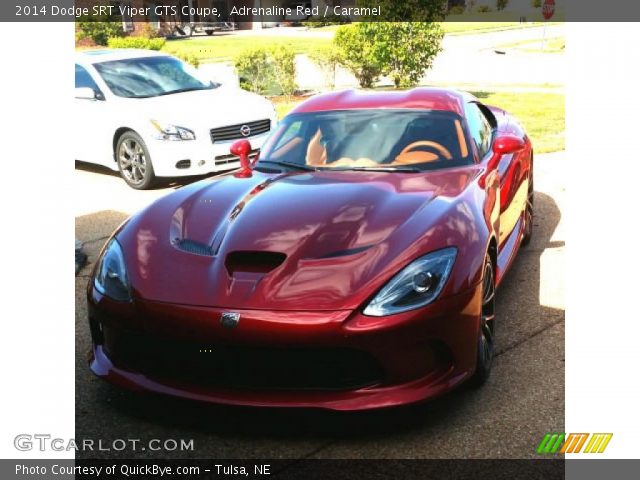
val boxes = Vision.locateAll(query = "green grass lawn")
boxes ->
[272,90,564,154]
[162,35,331,63]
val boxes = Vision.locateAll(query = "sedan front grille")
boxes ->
[210,119,271,143]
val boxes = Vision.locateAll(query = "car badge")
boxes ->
[240,125,251,137]
[220,312,240,329]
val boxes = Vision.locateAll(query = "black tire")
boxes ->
[468,253,496,387]
[521,180,534,246]
[205,29,214,36]
[115,131,156,190]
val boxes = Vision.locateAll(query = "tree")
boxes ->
[334,23,383,88]
[370,22,444,88]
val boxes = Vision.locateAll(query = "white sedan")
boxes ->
[75,49,277,189]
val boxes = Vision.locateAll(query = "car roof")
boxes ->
[75,49,170,64]
[290,88,475,116]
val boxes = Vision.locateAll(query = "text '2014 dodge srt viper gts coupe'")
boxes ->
[87,88,534,411]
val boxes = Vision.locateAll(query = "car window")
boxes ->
[465,102,493,159]
[93,56,215,98]
[75,64,100,91]
[258,109,473,172]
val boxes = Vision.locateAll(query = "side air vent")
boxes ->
[175,239,214,257]
[226,251,286,275]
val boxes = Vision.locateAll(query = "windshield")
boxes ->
[93,56,216,98]
[257,109,473,172]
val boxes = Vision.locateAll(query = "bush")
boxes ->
[333,24,382,88]
[448,5,465,15]
[234,46,297,95]
[370,22,444,88]
[269,45,297,96]
[496,0,509,10]
[172,51,200,68]
[107,36,166,50]
[308,45,341,90]
[531,0,542,7]
[76,17,123,46]
[235,47,272,94]
[334,22,443,89]
[477,5,493,12]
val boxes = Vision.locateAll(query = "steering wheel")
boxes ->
[399,141,453,160]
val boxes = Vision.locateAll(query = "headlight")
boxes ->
[94,238,131,302]
[150,120,196,141]
[363,247,457,317]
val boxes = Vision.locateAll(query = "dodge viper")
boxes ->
[87,88,533,410]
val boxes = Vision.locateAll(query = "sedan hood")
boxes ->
[125,86,275,132]
[120,168,479,311]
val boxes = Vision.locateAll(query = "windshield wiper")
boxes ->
[156,86,212,97]
[257,160,318,172]
[327,166,422,173]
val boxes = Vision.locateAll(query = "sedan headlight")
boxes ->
[151,120,196,141]
[363,247,457,317]
[94,238,131,302]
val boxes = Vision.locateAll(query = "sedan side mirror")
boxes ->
[231,139,253,177]
[75,87,97,100]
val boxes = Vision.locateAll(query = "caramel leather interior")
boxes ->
[299,120,467,168]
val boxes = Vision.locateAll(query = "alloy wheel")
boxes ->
[118,138,147,186]
[479,258,496,370]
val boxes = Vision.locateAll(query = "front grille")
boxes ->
[215,149,260,165]
[210,119,271,144]
[103,328,383,391]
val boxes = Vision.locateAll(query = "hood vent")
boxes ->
[226,251,286,275]
[175,239,214,257]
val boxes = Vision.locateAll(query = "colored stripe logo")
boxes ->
[537,433,612,454]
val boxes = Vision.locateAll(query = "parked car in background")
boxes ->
[75,49,277,189]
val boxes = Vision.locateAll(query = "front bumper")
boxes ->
[145,132,269,178]
[86,283,482,411]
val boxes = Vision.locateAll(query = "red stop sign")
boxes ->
[542,0,555,20]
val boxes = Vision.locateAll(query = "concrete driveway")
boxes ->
[75,151,564,460]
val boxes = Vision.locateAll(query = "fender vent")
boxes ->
[226,251,286,275]
[175,239,214,257]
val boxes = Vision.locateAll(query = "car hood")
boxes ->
[123,86,275,131]
[119,168,479,311]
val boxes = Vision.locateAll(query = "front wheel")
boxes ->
[468,254,496,387]
[116,131,156,190]
[205,29,214,36]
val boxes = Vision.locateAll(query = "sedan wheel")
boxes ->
[469,254,496,387]
[116,132,156,190]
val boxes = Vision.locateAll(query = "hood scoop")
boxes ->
[225,251,286,276]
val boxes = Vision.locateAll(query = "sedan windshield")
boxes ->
[93,56,216,98]
[257,109,473,172]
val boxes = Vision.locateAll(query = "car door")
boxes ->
[74,64,110,166]
[466,101,519,246]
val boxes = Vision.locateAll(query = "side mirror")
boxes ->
[492,134,525,155]
[75,87,97,100]
[481,135,526,188]
[231,139,252,177]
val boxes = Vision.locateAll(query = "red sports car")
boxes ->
[87,88,533,410]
